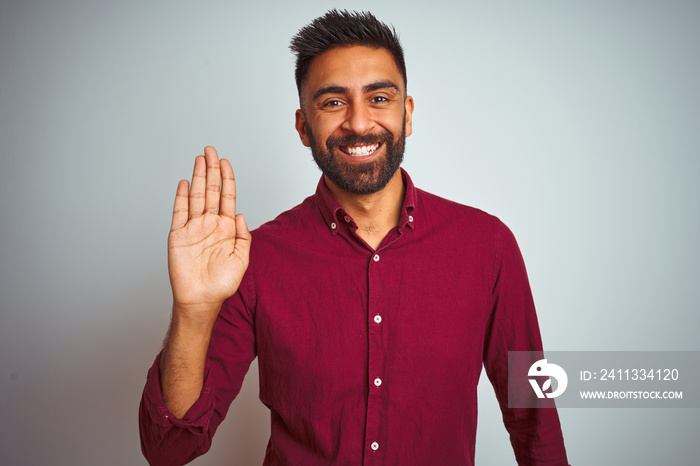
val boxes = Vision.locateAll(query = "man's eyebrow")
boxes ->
[363,81,400,93]
[312,86,348,101]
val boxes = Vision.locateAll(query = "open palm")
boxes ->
[167,146,251,311]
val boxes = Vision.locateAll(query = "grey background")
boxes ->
[1,0,698,464]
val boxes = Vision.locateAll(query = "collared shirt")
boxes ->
[140,169,569,465]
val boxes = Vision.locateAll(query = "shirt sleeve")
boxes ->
[138,275,257,466]
[483,218,571,466]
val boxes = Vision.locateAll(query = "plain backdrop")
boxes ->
[1,0,699,464]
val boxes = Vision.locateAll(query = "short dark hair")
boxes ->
[290,9,407,95]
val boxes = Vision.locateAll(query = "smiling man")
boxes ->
[139,10,570,466]
[294,44,413,250]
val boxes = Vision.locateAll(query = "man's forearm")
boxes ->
[159,304,220,419]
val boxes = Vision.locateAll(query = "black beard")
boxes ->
[306,120,406,195]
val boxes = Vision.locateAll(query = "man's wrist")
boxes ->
[171,301,222,330]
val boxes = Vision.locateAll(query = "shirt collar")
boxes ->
[314,168,417,236]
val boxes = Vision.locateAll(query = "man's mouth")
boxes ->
[339,143,381,157]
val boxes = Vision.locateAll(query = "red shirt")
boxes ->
[140,170,569,465]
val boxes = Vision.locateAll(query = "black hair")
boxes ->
[289,9,407,95]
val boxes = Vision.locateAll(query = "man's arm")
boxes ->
[483,218,570,466]
[158,303,219,418]
[139,146,253,464]
[140,291,257,465]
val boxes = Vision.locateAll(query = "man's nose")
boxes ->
[341,102,374,135]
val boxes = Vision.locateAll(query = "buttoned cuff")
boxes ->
[141,353,215,437]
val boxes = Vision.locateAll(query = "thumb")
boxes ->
[233,214,251,258]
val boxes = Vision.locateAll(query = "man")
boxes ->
[139,10,570,466]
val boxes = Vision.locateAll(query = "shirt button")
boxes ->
[330,222,337,229]
[344,215,350,223]
[373,254,380,262]
[374,314,382,324]
[371,441,379,451]
[374,378,382,387]
[408,215,414,222]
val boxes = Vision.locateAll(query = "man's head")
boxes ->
[290,11,414,195]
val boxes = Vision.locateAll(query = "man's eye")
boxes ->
[371,96,389,103]
[323,100,343,107]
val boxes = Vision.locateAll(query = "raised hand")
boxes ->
[167,146,251,320]
[160,146,251,417]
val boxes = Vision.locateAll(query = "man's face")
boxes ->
[295,46,414,195]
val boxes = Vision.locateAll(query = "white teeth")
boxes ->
[346,143,379,157]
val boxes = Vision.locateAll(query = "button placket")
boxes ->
[365,248,386,464]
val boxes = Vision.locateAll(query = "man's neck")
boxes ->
[324,170,405,251]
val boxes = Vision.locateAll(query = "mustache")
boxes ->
[326,130,393,149]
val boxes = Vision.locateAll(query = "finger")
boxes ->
[203,146,222,215]
[233,213,251,258]
[189,155,206,219]
[219,158,236,219]
[171,179,189,230]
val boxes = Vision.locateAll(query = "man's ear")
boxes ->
[295,109,311,147]
[404,96,414,137]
